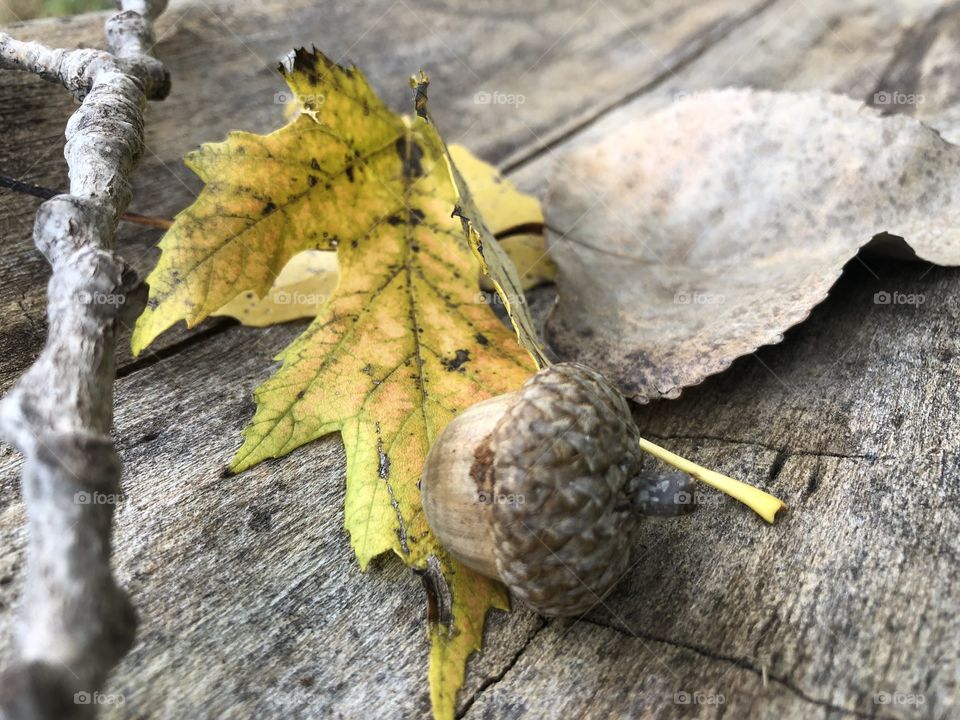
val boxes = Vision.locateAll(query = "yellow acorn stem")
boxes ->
[638,437,786,523]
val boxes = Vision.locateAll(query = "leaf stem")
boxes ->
[493,221,545,240]
[121,211,173,229]
[638,437,786,523]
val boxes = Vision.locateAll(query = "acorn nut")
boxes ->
[422,362,655,617]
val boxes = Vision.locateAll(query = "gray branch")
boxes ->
[0,2,169,718]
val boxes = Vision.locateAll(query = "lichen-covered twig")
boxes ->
[0,2,168,717]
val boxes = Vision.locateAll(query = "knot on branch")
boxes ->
[106,10,154,57]
[33,196,114,265]
[121,55,170,100]
[106,12,170,99]
[47,247,139,327]
[34,430,122,490]
[115,0,169,21]
[117,264,148,326]
[49,48,113,100]
[65,75,147,208]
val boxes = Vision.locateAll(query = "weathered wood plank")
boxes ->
[1,0,958,718]
[0,1,779,717]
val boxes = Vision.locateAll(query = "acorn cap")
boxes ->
[488,362,643,616]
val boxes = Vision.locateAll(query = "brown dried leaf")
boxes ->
[544,89,960,402]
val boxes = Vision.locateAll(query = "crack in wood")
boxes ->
[500,0,785,175]
[572,617,898,720]
[639,430,894,464]
[116,315,235,379]
[455,617,548,720]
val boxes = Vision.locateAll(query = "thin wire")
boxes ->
[0,173,173,229]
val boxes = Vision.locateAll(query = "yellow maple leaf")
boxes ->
[133,48,538,720]
[132,50,411,350]
[212,144,554,327]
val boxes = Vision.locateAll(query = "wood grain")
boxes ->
[1,0,958,718]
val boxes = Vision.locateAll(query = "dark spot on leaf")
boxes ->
[345,164,355,183]
[443,349,470,372]
[409,208,425,225]
[291,47,317,75]
[308,175,318,187]
[361,364,374,376]
[395,137,425,179]
[310,158,321,171]
[263,201,277,215]
[386,215,403,226]
[475,332,489,346]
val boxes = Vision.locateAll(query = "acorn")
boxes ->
[423,362,666,616]
[422,362,787,617]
